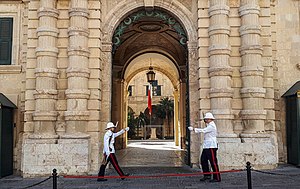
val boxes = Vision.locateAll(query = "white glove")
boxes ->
[188,126,194,131]
[125,127,130,131]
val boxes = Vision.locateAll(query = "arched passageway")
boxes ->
[109,8,191,166]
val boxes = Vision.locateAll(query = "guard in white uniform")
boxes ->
[188,112,221,182]
[97,122,130,181]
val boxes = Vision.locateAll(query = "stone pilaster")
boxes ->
[100,40,113,129]
[32,0,59,138]
[239,0,266,133]
[64,0,90,137]
[173,90,180,146]
[208,0,235,137]
[188,41,201,167]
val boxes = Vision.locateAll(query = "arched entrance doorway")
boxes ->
[111,8,189,165]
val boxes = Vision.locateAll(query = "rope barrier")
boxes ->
[21,176,52,189]
[252,169,300,177]
[63,169,245,180]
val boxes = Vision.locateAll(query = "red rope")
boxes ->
[63,169,244,179]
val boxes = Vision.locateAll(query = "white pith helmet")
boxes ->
[106,122,116,129]
[204,112,215,120]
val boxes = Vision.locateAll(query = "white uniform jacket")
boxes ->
[194,121,218,149]
[103,129,125,156]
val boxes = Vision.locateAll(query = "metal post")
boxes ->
[52,169,57,189]
[246,162,252,189]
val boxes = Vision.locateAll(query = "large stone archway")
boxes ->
[101,1,199,165]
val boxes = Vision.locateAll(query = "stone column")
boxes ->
[64,0,90,137]
[173,89,180,146]
[32,0,59,138]
[208,0,235,137]
[239,0,266,133]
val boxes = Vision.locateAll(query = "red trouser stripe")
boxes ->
[109,154,123,176]
[210,148,220,181]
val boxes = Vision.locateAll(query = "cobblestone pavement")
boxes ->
[1,141,300,189]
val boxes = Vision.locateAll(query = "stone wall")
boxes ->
[0,0,299,177]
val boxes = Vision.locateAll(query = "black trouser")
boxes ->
[98,153,125,178]
[200,148,221,181]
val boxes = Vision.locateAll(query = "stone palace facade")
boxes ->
[0,0,299,177]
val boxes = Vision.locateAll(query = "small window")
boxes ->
[0,18,13,65]
[146,80,161,96]
[153,85,161,96]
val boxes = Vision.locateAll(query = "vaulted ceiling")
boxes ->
[112,9,188,80]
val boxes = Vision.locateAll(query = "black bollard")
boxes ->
[52,169,57,189]
[246,162,252,189]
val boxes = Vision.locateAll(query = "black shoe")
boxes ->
[121,173,130,180]
[200,176,211,181]
[209,179,221,183]
[97,178,107,182]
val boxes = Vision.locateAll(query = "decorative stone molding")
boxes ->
[64,111,90,120]
[65,89,90,99]
[238,4,260,16]
[35,47,59,57]
[239,25,261,36]
[69,8,89,18]
[68,26,89,37]
[240,110,267,119]
[35,68,59,78]
[33,89,58,98]
[67,47,90,57]
[208,5,230,17]
[239,45,263,55]
[66,67,90,78]
[208,45,231,56]
[208,25,230,35]
[240,87,266,98]
[32,111,58,121]
[37,7,59,18]
[36,26,59,37]
[209,88,234,98]
[208,67,233,77]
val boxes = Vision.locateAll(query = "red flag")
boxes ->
[148,83,152,115]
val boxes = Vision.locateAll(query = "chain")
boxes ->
[21,176,52,189]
